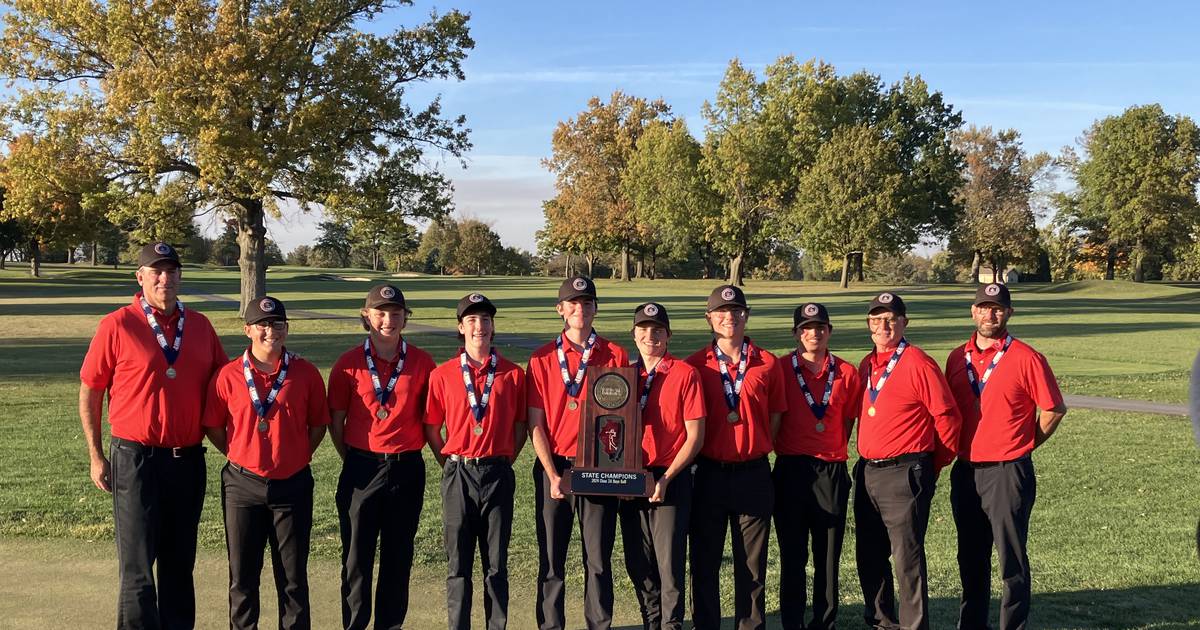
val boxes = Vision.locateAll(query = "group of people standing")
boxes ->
[81,241,1067,630]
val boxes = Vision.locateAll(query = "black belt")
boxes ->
[968,454,1030,469]
[112,437,206,459]
[552,454,575,468]
[698,455,768,471]
[228,462,269,482]
[864,452,930,467]
[349,446,421,462]
[448,454,510,466]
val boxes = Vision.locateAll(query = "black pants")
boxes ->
[951,457,1037,630]
[533,456,619,630]
[690,456,773,630]
[110,437,206,630]
[442,457,515,630]
[337,450,426,630]
[854,454,935,630]
[773,456,850,630]
[222,464,314,630]
[618,466,693,630]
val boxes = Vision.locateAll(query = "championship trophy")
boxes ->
[566,365,653,497]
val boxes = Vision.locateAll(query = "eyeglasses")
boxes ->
[254,321,288,331]
[711,309,747,320]
[867,316,901,328]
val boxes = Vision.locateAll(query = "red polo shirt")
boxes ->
[774,351,863,462]
[80,293,228,447]
[425,350,527,458]
[202,351,330,479]
[945,334,1064,462]
[526,332,630,457]
[638,355,707,468]
[685,338,787,463]
[327,340,436,453]
[857,343,961,470]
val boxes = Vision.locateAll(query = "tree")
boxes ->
[286,245,312,267]
[0,218,23,270]
[1066,105,1200,281]
[454,219,502,275]
[0,0,472,311]
[209,221,241,266]
[949,126,1051,283]
[314,221,353,268]
[417,219,460,275]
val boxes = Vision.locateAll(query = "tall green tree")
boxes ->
[417,219,460,275]
[455,218,502,275]
[0,0,471,311]
[314,220,353,268]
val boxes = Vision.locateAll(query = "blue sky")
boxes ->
[262,0,1200,253]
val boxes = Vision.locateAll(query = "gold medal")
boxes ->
[165,367,177,379]
[567,400,579,411]
[257,420,268,433]
[867,406,876,417]
[473,425,483,436]
[376,408,389,420]
[815,422,825,433]
[727,411,739,423]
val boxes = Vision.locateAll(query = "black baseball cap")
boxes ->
[138,242,181,268]
[867,291,907,317]
[244,296,288,325]
[364,284,407,310]
[558,276,597,303]
[633,302,671,333]
[792,302,831,330]
[706,284,748,312]
[456,292,497,321]
[973,283,1012,308]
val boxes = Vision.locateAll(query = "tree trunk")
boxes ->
[839,253,851,289]
[67,247,75,264]
[649,250,657,280]
[1104,245,1116,280]
[28,239,40,278]
[855,252,865,282]
[235,199,268,317]
[728,252,745,286]
[635,253,643,280]
[372,247,380,272]
[563,253,571,278]
[1133,243,1146,282]
[585,254,595,278]
[702,244,714,279]
[971,251,982,283]
[91,242,99,266]
[620,244,631,282]
[0,253,5,270]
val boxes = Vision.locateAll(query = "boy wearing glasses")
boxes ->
[854,292,960,630]
[202,296,330,630]
[685,284,786,630]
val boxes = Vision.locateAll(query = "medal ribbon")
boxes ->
[555,329,597,397]
[461,348,498,422]
[714,339,750,411]
[965,334,1014,398]
[364,338,407,407]
[867,338,908,405]
[139,295,185,365]
[242,349,290,419]
[792,351,835,420]
[635,358,660,411]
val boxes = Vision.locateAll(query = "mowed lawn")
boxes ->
[1,265,1198,629]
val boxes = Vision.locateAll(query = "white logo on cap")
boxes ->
[643,304,659,316]
[380,286,396,299]
[154,243,171,255]
[260,298,275,312]
[878,293,893,304]
[721,287,736,301]
[803,304,819,317]
[985,284,1001,296]
[572,278,587,291]
[469,293,484,303]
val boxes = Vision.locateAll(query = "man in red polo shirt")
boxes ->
[327,284,437,630]
[944,283,1066,630]
[686,284,786,630]
[526,276,630,630]
[773,302,862,630]
[618,302,706,630]
[855,291,960,630]
[202,296,329,630]
[424,292,527,630]
[79,241,227,630]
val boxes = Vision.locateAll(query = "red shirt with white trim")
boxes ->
[685,338,787,463]
[526,333,630,458]
[774,351,863,462]
[857,343,961,470]
[327,340,436,453]
[425,350,527,458]
[80,293,228,447]
[202,350,330,479]
[945,333,1064,462]
[637,354,707,468]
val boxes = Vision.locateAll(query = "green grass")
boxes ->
[1,265,1199,628]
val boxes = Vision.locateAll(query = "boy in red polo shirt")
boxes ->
[854,291,960,630]
[424,292,527,630]
[202,296,329,630]
[80,241,228,629]
[327,284,437,630]
[618,302,705,630]
[773,302,862,630]
[526,276,630,630]
[685,284,787,630]
[944,283,1066,630]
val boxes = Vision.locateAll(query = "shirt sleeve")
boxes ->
[513,368,528,423]
[201,370,231,429]
[414,353,433,422]
[1027,351,1065,411]
[327,356,352,413]
[79,316,117,390]
[842,364,864,424]
[306,365,331,427]
[526,354,546,412]
[424,370,446,427]
[919,355,962,471]
[681,366,707,421]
